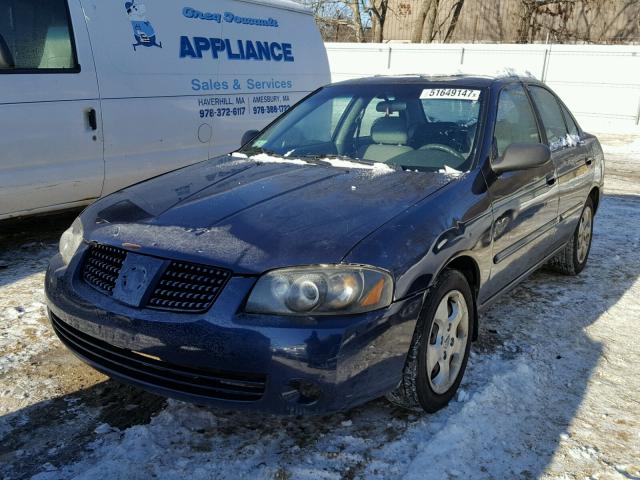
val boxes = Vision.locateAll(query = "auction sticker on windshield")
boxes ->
[420,89,481,101]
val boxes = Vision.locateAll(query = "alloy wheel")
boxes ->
[577,206,593,264]
[426,290,470,395]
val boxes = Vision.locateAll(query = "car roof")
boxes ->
[330,74,543,88]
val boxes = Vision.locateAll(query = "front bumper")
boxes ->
[45,249,424,415]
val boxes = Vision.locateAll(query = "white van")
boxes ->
[0,0,329,220]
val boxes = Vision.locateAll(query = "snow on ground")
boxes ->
[599,133,640,196]
[1,136,639,480]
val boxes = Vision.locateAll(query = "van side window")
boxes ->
[0,0,78,71]
[528,86,569,150]
[494,84,540,157]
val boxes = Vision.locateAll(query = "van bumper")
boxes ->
[45,253,423,415]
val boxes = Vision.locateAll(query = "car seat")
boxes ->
[357,117,413,163]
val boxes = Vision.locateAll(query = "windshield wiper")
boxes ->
[299,154,399,169]
[299,153,369,163]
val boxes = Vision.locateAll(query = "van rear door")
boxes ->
[0,0,104,218]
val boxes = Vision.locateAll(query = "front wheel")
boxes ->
[547,197,594,275]
[387,269,474,413]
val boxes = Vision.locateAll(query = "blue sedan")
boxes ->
[46,75,604,414]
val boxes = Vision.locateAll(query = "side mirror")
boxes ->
[241,129,260,147]
[492,143,551,174]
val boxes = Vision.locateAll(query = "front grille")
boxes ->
[148,261,231,313]
[81,243,127,294]
[80,244,231,313]
[51,313,266,402]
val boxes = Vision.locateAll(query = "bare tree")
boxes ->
[443,0,466,42]
[516,0,577,43]
[303,0,366,42]
[411,0,436,42]
[411,0,467,43]
[368,0,390,43]
[310,0,638,44]
[348,0,367,42]
[516,0,639,44]
[596,0,640,43]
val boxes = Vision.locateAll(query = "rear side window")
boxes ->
[528,86,569,150]
[561,103,580,139]
[0,0,77,72]
[494,84,540,157]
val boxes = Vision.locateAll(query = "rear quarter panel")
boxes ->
[588,133,605,189]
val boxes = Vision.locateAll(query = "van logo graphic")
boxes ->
[125,1,162,51]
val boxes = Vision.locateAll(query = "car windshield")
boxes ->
[241,82,485,172]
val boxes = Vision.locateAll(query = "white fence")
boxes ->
[325,43,640,133]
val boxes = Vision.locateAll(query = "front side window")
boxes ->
[0,0,77,71]
[245,83,485,173]
[528,86,569,150]
[494,84,540,157]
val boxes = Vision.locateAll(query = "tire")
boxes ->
[387,269,474,413]
[547,197,594,276]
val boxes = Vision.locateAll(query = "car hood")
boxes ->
[84,155,453,274]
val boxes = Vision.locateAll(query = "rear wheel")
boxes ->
[387,269,473,413]
[547,197,594,275]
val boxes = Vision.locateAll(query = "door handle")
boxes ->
[87,108,97,131]
[546,175,556,186]
[585,157,593,166]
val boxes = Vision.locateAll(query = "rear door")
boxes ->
[0,0,103,218]
[527,85,594,244]
[485,83,559,299]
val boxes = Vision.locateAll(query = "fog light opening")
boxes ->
[284,379,322,405]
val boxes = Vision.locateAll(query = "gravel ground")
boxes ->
[0,136,639,480]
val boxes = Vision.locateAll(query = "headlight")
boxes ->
[245,265,393,316]
[59,218,84,265]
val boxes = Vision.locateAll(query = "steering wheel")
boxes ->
[419,143,465,161]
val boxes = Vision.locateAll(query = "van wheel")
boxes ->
[547,197,594,276]
[387,269,473,413]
